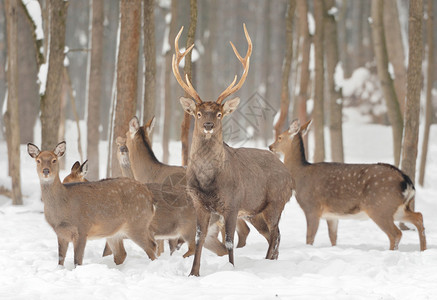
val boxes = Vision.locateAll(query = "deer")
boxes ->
[62,160,88,183]
[269,119,427,251]
[100,136,228,258]
[172,24,294,276]
[27,141,157,266]
[126,116,251,249]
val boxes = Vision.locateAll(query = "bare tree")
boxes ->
[162,0,178,164]
[86,0,104,180]
[325,0,344,162]
[110,0,141,177]
[401,0,424,187]
[274,0,296,139]
[143,0,157,128]
[4,0,22,205]
[371,0,403,166]
[181,0,198,166]
[418,0,434,186]
[384,0,407,115]
[313,0,325,163]
[40,0,68,151]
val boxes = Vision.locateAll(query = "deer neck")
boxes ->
[40,175,65,204]
[284,134,309,172]
[128,136,162,182]
[188,130,225,187]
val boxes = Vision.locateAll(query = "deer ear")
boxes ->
[129,116,140,135]
[27,143,40,158]
[80,160,89,177]
[146,116,156,136]
[222,97,240,117]
[180,97,196,116]
[300,119,312,136]
[54,141,66,158]
[288,120,300,136]
[71,161,80,172]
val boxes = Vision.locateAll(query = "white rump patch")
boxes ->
[402,184,415,205]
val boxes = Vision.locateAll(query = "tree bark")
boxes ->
[143,0,156,127]
[371,0,403,166]
[338,0,351,78]
[4,0,23,205]
[325,0,344,163]
[180,0,197,166]
[401,0,423,189]
[111,0,141,177]
[86,0,104,180]
[163,0,177,164]
[41,0,68,151]
[274,0,296,140]
[418,0,434,186]
[313,0,325,163]
[384,0,406,115]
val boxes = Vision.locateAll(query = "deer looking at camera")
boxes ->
[126,116,251,249]
[28,142,157,266]
[62,160,89,183]
[173,24,293,276]
[269,120,426,251]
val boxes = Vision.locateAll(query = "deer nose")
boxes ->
[203,122,214,131]
[268,145,273,151]
[43,168,50,176]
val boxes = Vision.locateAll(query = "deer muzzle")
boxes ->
[43,168,50,176]
[203,122,214,132]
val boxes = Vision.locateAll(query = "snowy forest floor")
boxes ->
[1,112,437,299]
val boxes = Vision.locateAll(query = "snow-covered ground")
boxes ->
[1,113,437,299]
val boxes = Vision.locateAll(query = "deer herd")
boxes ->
[27,25,426,277]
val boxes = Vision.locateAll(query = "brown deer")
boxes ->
[27,141,157,266]
[126,116,251,249]
[269,120,426,251]
[62,160,88,183]
[105,136,228,258]
[172,24,293,276]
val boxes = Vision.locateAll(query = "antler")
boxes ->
[172,27,202,104]
[216,24,252,104]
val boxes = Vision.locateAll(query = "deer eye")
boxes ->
[197,112,202,118]
[52,159,57,163]
[278,136,282,141]
[217,112,222,119]
[36,159,41,164]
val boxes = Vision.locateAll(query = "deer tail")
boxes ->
[401,173,415,207]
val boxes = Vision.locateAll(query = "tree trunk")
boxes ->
[371,0,403,167]
[401,0,423,190]
[418,0,434,186]
[86,0,104,180]
[111,0,141,177]
[163,0,177,164]
[313,0,325,163]
[181,0,198,166]
[338,0,351,78]
[41,0,68,151]
[325,0,344,163]
[384,0,407,115]
[143,0,156,129]
[4,0,22,205]
[274,0,296,140]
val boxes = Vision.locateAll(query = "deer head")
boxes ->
[27,142,66,184]
[63,160,89,183]
[173,24,252,140]
[269,120,312,154]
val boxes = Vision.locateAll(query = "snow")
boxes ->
[21,0,44,41]
[1,114,437,299]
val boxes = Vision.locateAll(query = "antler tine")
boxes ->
[172,27,202,104]
[216,24,253,104]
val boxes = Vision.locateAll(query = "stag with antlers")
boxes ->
[172,24,293,276]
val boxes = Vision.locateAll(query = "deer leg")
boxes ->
[369,213,402,250]
[126,230,157,261]
[326,219,339,246]
[107,237,127,265]
[156,240,165,257]
[102,241,113,257]
[223,210,238,266]
[248,214,270,242]
[73,234,87,266]
[189,207,211,277]
[262,204,283,260]
[168,238,180,255]
[401,210,427,251]
[57,237,68,266]
[236,219,250,248]
[305,212,320,245]
[203,224,228,257]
